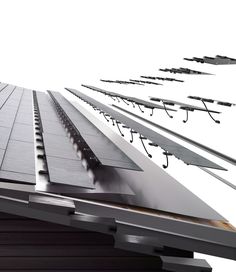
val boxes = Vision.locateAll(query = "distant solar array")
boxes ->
[184,55,236,65]
[100,79,144,85]
[129,79,163,86]
[140,75,184,82]
[97,54,236,127]
[100,55,236,89]
[101,77,182,85]
[159,67,213,75]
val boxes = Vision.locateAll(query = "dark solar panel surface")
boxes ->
[0,87,36,184]
[49,91,141,171]
[66,88,226,171]
[150,96,221,113]
[184,55,236,65]
[36,92,95,189]
[82,85,176,111]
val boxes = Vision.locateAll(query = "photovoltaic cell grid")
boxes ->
[48,91,141,171]
[0,85,36,184]
[35,91,95,189]
[0,83,232,223]
[66,87,226,171]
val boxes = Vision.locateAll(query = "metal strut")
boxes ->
[149,142,159,147]
[137,104,144,113]
[162,101,173,118]
[116,121,124,137]
[103,113,110,122]
[131,101,136,108]
[99,111,109,122]
[163,151,172,169]
[121,98,129,105]
[109,95,116,101]
[150,108,154,117]
[201,100,220,124]
[139,134,152,158]
[183,109,189,123]
[110,117,115,126]
[130,129,137,143]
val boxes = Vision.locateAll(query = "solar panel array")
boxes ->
[66,87,226,170]
[0,84,35,184]
[48,91,141,171]
[1,81,236,272]
[184,55,236,65]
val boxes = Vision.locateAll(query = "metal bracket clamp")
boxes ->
[139,134,152,158]
[201,100,220,124]
[163,151,173,169]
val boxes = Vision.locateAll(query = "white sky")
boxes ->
[0,0,236,270]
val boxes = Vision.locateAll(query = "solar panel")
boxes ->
[149,96,220,112]
[112,104,236,167]
[188,95,236,107]
[100,79,144,85]
[82,84,176,116]
[159,67,213,75]
[65,88,226,171]
[2,85,236,271]
[0,85,16,109]
[0,127,11,150]
[35,91,95,189]
[43,133,80,161]
[46,156,94,188]
[1,140,35,176]
[48,91,141,171]
[149,96,221,123]
[0,83,8,92]
[184,55,236,65]
[0,88,36,185]
[140,76,184,82]
[129,97,176,110]
[129,79,163,85]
